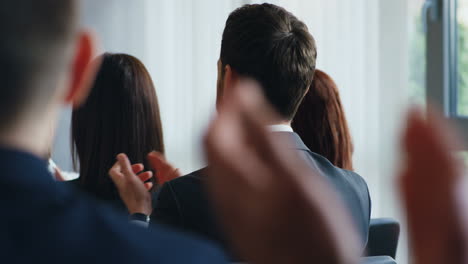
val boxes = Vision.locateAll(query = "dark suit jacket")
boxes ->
[61,179,129,213]
[0,146,227,263]
[152,132,371,255]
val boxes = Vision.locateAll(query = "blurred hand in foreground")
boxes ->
[400,108,468,264]
[204,79,360,264]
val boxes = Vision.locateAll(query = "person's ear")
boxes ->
[216,60,224,111]
[64,30,100,108]
[223,65,239,99]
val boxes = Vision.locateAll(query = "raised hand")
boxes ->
[109,154,154,215]
[130,163,155,191]
[147,151,182,185]
[399,108,468,264]
[203,79,360,264]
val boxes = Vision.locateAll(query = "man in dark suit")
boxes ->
[151,3,371,256]
[0,1,228,263]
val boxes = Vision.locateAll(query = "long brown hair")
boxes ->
[71,53,165,201]
[292,69,353,170]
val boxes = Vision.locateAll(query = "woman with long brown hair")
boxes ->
[70,53,165,208]
[292,69,354,170]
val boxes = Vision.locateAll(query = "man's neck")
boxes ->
[0,110,58,159]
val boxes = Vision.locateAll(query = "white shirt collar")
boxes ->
[268,124,293,132]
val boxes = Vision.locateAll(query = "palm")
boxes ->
[400,109,466,264]
[148,152,181,185]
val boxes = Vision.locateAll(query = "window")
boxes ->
[425,0,468,145]
[409,0,427,105]
[457,0,468,115]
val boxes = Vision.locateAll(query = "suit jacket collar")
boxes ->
[271,131,310,152]
[268,124,293,133]
[191,132,311,179]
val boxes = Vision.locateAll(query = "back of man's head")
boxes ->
[221,3,317,120]
[0,0,78,131]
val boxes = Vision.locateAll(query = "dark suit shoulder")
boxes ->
[306,151,371,246]
[153,178,184,227]
[158,168,207,207]
[152,168,227,248]
[307,152,369,194]
[170,168,206,185]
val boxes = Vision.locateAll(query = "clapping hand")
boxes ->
[109,154,154,215]
[399,109,468,264]
[147,151,182,186]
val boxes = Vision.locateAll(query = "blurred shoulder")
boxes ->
[9,181,228,263]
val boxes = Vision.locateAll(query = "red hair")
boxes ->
[292,69,354,170]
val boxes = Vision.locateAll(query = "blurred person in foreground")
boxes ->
[292,69,354,170]
[0,0,228,262]
[148,4,371,256]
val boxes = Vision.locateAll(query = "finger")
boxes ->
[138,171,153,183]
[404,107,461,164]
[399,107,466,264]
[204,87,272,201]
[230,82,312,189]
[117,153,135,178]
[54,168,66,182]
[149,151,166,161]
[400,107,463,202]
[236,84,311,180]
[132,163,144,174]
[234,78,282,128]
[205,98,262,185]
[172,169,182,178]
[156,169,180,185]
[109,160,124,186]
[144,182,153,191]
[148,151,172,171]
[234,84,282,162]
[400,108,461,226]
[401,108,462,191]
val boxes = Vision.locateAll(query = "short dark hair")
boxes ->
[221,3,317,119]
[0,0,78,131]
[72,53,165,202]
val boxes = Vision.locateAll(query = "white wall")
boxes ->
[52,1,415,262]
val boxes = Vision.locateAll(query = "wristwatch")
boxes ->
[129,213,150,223]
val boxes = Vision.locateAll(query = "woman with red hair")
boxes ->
[292,69,354,171]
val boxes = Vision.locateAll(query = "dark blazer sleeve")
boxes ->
[152,182,184,228]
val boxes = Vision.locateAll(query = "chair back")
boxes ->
[366,218,400,259]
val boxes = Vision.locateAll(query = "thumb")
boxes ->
[109,160,124,187]
[117,153,135,178]
[54,168,66,182]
